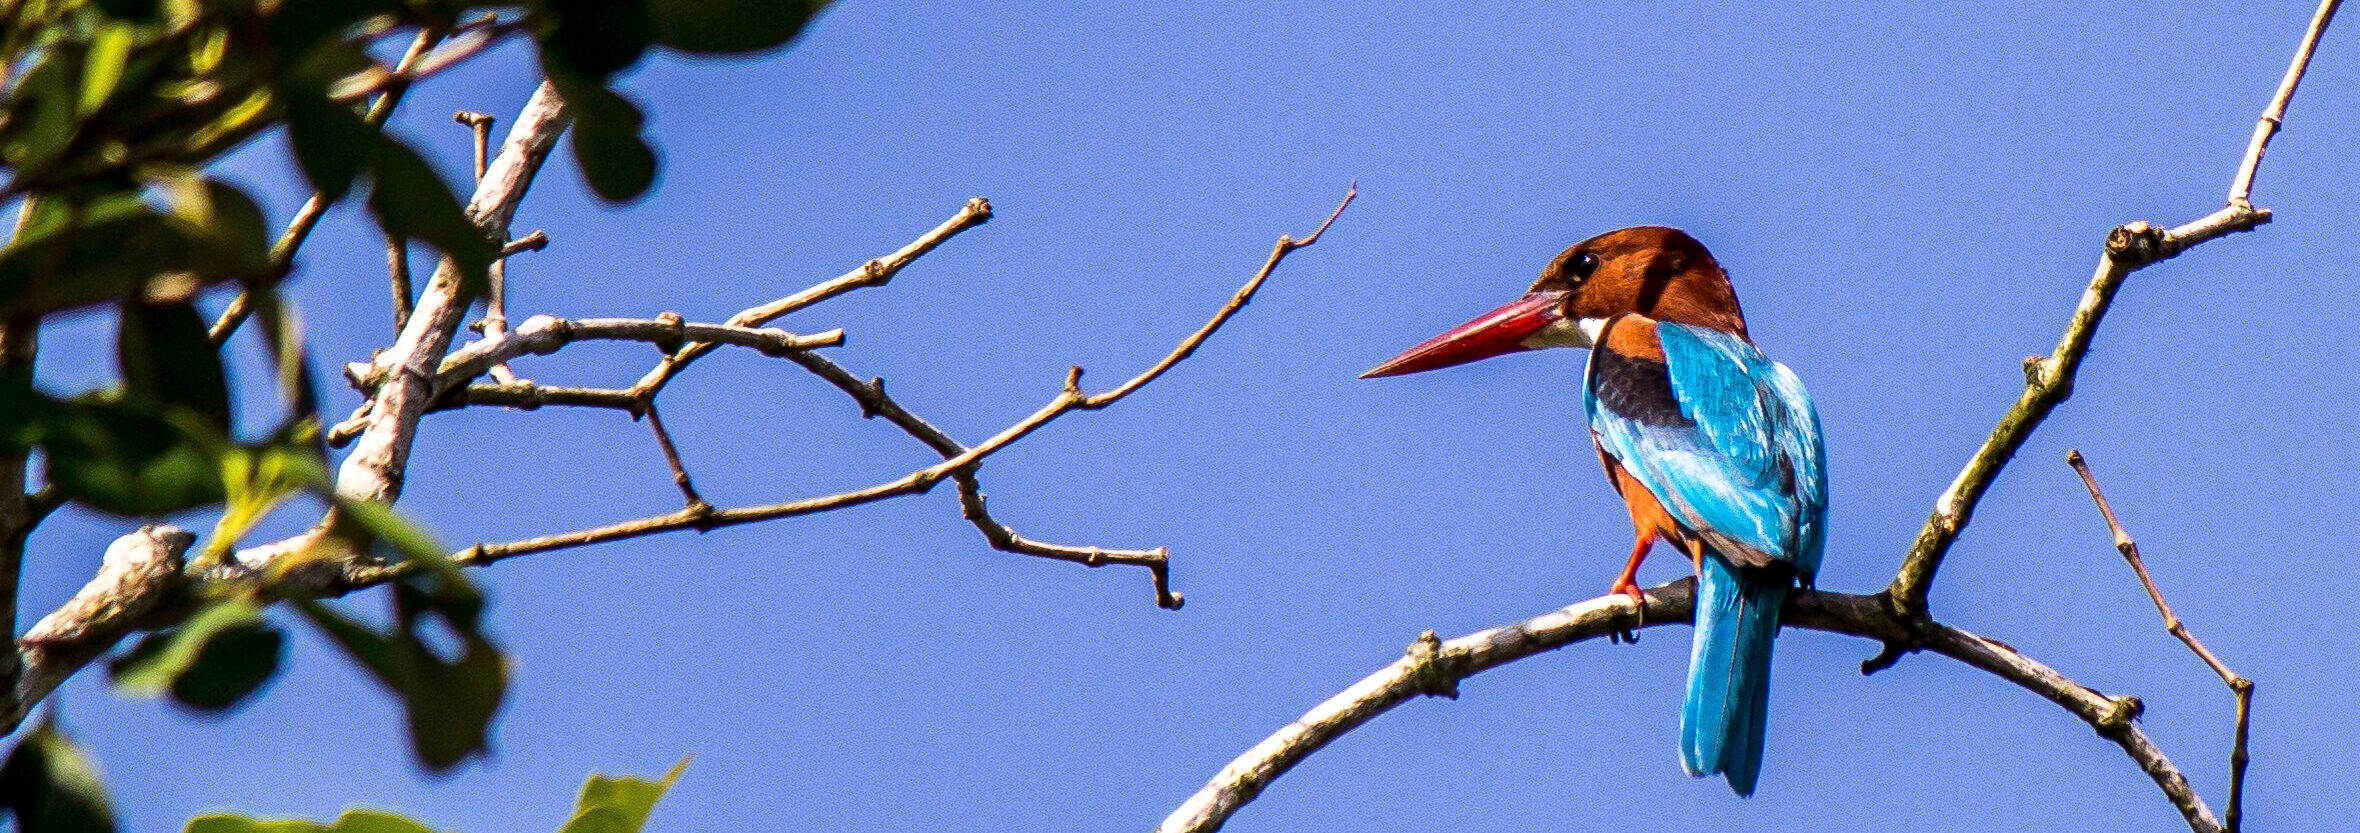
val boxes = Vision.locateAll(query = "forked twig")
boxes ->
[1881,0,2337,628]
[2069,450,2255,833]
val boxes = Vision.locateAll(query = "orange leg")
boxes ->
[1607,534,1653,606]
[1607,534,1654,643]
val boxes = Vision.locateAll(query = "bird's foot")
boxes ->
[1607,581,1647,644]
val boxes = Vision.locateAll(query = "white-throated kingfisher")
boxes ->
[1363,226,1826,796]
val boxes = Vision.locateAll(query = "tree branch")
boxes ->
[2229,0,2342,208]
[2069,450,2254,833]
[325,314,844,446]
[1165,5,2339,827]
[2,526,192,735]
[1156,581,2220,833]
[336,80,569,504]
[1882,0,2336,619]
[331,187,1354,606]
[627,197,994,400]
[210,25,448,346]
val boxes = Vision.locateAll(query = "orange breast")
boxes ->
[1596,441,1701,562]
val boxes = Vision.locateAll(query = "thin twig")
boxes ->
[2230,0,2343,208]
[326,314,844,445]
[777,339,1185,607]
[325,19,526,104]
[337,81,571,504]
[211,26,448,345]
[641,400,706,509]
[386,234,413,333]
[433,381,640,413]
[500,230,550,258]
[343,187,1355,606]
[1882,0,2338,621]
[628,197,994,400]
[457,111,496,183]
[457,110,516,382]
[2068,450,2255,833]
[1154,580,2220,833]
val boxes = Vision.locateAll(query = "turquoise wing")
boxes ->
[1583,320,1826,577]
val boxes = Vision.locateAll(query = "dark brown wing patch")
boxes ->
[1590,316,1692,427]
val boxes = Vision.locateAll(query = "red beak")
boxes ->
[1361,291,1573,378]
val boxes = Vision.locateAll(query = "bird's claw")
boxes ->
[1607,582,1647,644]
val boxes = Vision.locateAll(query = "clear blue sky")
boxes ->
[23,2,2360,831]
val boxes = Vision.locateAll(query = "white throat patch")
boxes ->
[1520,317,1611,350]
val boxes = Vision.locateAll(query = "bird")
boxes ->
[1361,226,1826,796]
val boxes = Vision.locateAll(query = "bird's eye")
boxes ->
[1571,252,1601,280]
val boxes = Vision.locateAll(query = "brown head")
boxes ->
[1361,226,1747,378]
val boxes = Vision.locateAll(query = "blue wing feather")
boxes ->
[1585,320,1826,577]
[1583,317,1827,796]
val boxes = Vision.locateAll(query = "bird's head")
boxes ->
[1361,226,1746,378]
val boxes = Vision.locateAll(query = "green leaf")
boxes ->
[325,493,449,568]
[209,440,327,563]
[551,75,657,203]
[0,720,116,833]
[109,598,284,712]
[367,138,490,292]
[534,0,655,79]
[290,565,508,773]
[281,92,373,201]
[79,22,136,117]
[5,55,83,173]
[41,397,225,516]
[395,622,504,771]
[186,808,438,833]
[648,0,828,54]
[0,184,267,319]
[288,599,400,686]
[162,178,272,277]
[557,758,689,833]
[118,300,232,432]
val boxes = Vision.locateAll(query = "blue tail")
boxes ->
[1681,553,1789,797]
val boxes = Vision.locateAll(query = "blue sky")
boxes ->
[21,2,2360,831]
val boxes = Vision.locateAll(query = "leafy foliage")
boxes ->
[109,597,286,713]
[181,758,690,833]
[555,757,689,833]
[0,719,115,833]
[0,0,830,825]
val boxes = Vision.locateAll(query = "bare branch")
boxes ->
[332,187,1356,607]
[2230,0,2342,207]
[1883,1,2337,618]
[1157,581,2220,833]
[440,315,844,386]
[385,233,414,333]
[629,197,994,400]
[210,26,449,346]
[326,314,843,446]
[2069,450,2255,832]
[641,400,706,509]
[2,526,193,735]
[338,81,570,503]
